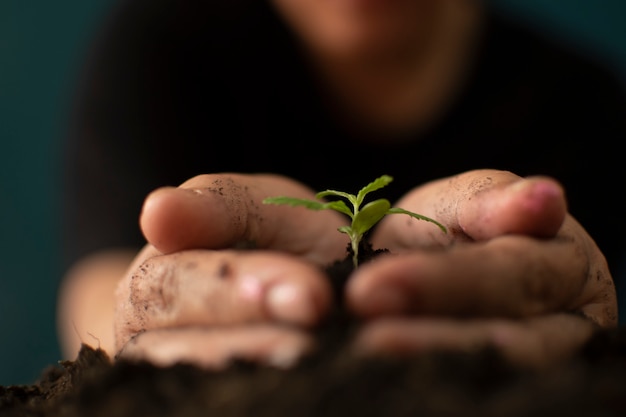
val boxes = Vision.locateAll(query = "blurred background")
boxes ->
[1,0,625,385]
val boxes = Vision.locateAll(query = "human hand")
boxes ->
[114,173,350,368]
[348,169,618,367]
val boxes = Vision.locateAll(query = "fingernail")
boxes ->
[529,181,563,199]
[267,284,317,325]
[512,180,564,215]
[510,179,562,198]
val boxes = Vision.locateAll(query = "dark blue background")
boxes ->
[1,0,625,385]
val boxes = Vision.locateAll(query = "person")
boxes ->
[57,0,625,369]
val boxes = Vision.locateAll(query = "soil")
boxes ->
[2,243,626,417]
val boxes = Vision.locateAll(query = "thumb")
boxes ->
[373,169,567,249]
[139,173,348,263]
[455,170,567,240]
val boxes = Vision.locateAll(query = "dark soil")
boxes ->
[2,243,626,417]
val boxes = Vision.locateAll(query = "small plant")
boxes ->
[263,175,447,268]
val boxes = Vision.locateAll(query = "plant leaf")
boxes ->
[337,225,352,235]
[316,189,357,207]
[262,196,327,210]
[324,200,353,218]
[355,175,393,206]
[262,196,353,218]
[353,199,391,235]
[387,207,448,233]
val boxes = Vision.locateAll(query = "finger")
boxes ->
[352,314,596,369]
[140,173,348,264]
[117,324,314,369]
[372,170,567,250]
[348,232,592,319]
[114,249,332,350]
[456,173,567,239]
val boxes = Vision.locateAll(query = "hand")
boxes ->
[114,173,350,367]
[114,170,618,369]
[348,169,618,367]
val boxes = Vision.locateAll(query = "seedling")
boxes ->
[263,175,447,268]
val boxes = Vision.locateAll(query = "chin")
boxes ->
[273,0,433,61]
[317,19,426,61]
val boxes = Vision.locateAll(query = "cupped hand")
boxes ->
[348,169,618,367]
[114,173,349,367]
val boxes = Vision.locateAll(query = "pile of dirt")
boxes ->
[1,326,626,417]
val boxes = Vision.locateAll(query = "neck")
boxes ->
[311,1,484,141]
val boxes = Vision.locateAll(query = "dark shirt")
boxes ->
[62,0,626,292]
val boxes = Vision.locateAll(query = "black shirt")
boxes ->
[62,0,626,291]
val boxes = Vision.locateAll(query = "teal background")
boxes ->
[1,0,625,385]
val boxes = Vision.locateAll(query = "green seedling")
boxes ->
[262,175,447,268]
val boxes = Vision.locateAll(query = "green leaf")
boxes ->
[316,189,357,206]
[262,196,327,210]
[387,207,447,233]
[263,196,353,218]
[356,175,393,206]
[324,200,353,218]
[353,199,391,235]
[337,225,352,235]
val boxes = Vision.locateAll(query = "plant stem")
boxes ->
[351,233,362,268]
